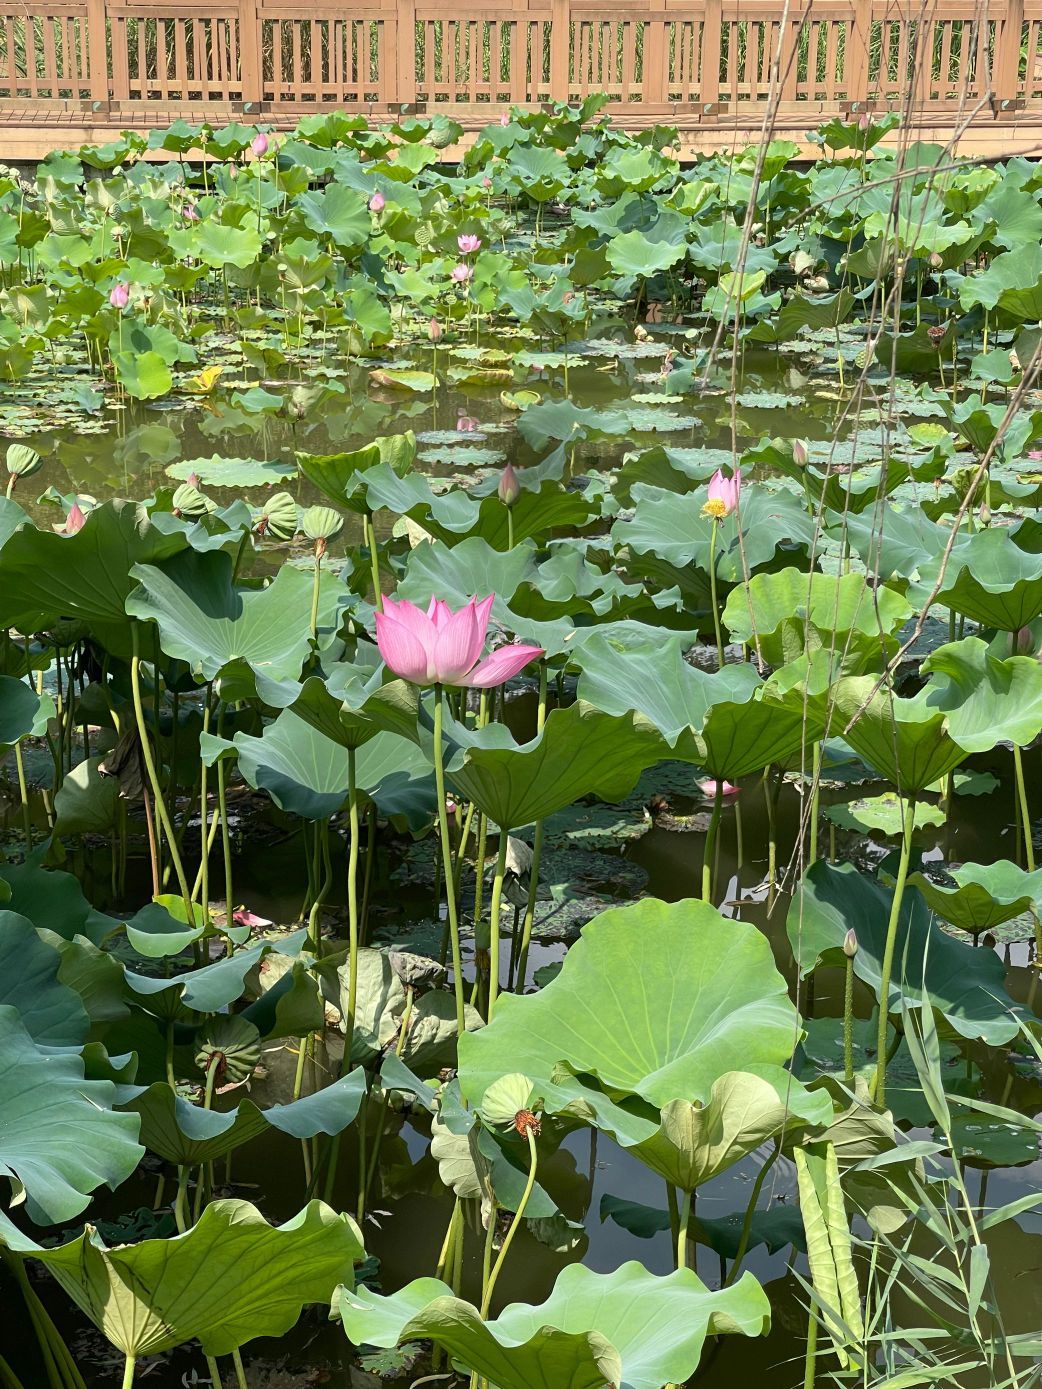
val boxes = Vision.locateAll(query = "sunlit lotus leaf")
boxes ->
[823,793,945,837]
[0,674,54,753]
[166,455,296,487]
[920,636,1042,751]
[277,656,414,749]
[112,349,172,399]
[831,505,950,581]
[0,496,28,550]
[0,1007,143,1222]
[788,862,1026,1045]
[2,1199,363,1358]
[923,526,1042,631]
[124,931,309,1018]
[122,1072,367,1165]
[723,568,913,667]
[460,898,799,1113]
[908,860,1042,937]
[831,676,966,793]
[397,536,538,611]
[614,483,815,576]
[440,701,665,828]
[338,1261,769,1389]
[126,549,350,699]
[52,755,120,835]
[0,500,186,637]
[0,911,89,1046]
[180,220,263,270]
[295,432,416,512]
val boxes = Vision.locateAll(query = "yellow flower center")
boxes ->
[702,498,728,519]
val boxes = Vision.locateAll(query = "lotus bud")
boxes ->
[500,112,510,126]
[929,251,944,270]
[368,191,385,212]
[451,262,473,284]
[63,502,87,535]
[843,928,859,958]
[428,316,443,343]
[6,443,42,485]
[980,502,992,526]
[498,462,520,507]
[858,112,870,131]
[187,471,201,488]
[250,131,269,157]
[109,281,130,310]
[482,176,493,188]
[1016,625,1033,653]
[792,439,809,467]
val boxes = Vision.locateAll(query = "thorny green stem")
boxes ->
[872,794,916,1107]
[843,954,856,1085]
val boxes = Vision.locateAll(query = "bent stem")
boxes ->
[480,1127,537,1318]
[708,516,725,670]
[701,781,724,903]
[434,685,467,1042]
[872,794,916,1107]
[130,624,194,924]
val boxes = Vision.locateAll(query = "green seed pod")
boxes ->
[171,481,214,518]
[302,504,343,543]
[6,443,42,480]
[256,491,299,541]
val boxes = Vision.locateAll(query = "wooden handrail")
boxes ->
[0,0,1027,121]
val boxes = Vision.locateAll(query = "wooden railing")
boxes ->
[0,0,1035,127]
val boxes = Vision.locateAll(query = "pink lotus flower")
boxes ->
[451,262,473,283]
[482,176,493,189]
[702,468,741,519]
[857,112,870,132]
[458,234,481,254]
[500,112,510,126]
[498,462,520,506]
[182,202,199,222]
[699,778,740,799]
[375,595,543,688]
[428,316,443,343]
[457,413,478,432]
[792,440,808,467]
[232,907,273,929]
[109,281,129,310]
[368,191,385,212]
[60,502,87,535]
[251,132,269,157]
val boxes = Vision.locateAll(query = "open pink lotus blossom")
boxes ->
[457,413,478,432]
[451,262,473,283]
[233,907,273,929]
[702,467,741,519]
[368,191,385,212]
[699,778,740,799]
[458,234,481,254]
[109,281,129,309]
[375,595,543,688]
[498,462,520,506]
[250,132,269,157]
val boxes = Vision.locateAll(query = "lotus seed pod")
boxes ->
[256,491,298,541]
[302,504,344,543]
[6,443,42,480]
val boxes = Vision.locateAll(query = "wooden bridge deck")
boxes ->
[0,1,1040,161]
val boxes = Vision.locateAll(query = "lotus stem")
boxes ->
[344,746,361,1052]
[1012,744,1035,873]
[803,1306,817,1389]
[174,1166,190,1232]
[366,511,383,613]
[506,504,514,552]
[701,782,724,903]
[434,685,467,1040]
[809,741,821,866]
[360,801,377,942]
[872,794,916,1106]
[130,625,194,924]
[515,664,548,993]
[843,933,858,1086]
[13,740,31,853]
[199,688,211,922]
[436,1196,464,1280]
[205,1357,225,1389]
[708,515,725,671]
[309,540,323,641]
[216,707,234,929]
[231,1349,248,1389]
[676,1189,692,1270]
[486,829,510,1019]
[480,1127,537,1318]
[121,1358,136,1389]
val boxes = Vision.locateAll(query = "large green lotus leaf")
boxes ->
[338,1260,769,1389]
[0,912,88,1046]
[788,862,1026,1045]
[166,455,295,488]
[614,483,815,575]
[575,637,817,776]
[563,1067,832,1192]
[924,527,1042,631]
[295,431,415,512]
[0,675,54,752]
[124,931,308,1018]
[0,500,186,636]
[722,568,913,667]
[441,701,665,828]
[606,230,688,278]
[831,676,966,793]
[3,1198,363,1357]
[397,536,538,611]
[270,653,415,751]
[52,755,121,835]
[0,858,118,947]
[0,1007,143,1222]
[0,496,28,550]
[831,506,950,582]
[126,549,348,698]
[207,710,433,826]
[907,860,1042,935]
[459,898,798,1113]
[920,636,1042,751]
[123,1072,367,1165]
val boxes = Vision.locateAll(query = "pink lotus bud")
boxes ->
[64,502,86,535]
[456,413,478,432]
[699,778,740,799]
[858,112,870,131]
[251,132,269,157]
[482,176,493,188]
[458,234,481,254]
[109,281,129,310]
[793,439,808,467]
[1016,626,1033,653]
[182,202,199,222]
[843,928,858,958]
[451,262,473,283]
[500,112,510,126]
[187,472,201,488]
[428,316,443,343]
[498,462,520,506]
[368,191,385,212]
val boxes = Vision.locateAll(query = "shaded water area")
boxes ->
[3,333,1042,1388]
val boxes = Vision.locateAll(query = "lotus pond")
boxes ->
[2,103,1042,1389]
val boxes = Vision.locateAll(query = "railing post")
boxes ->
[85,0,109,104]
[549,0,569,101]
[238,0,263,107]
[700,0,721,106]
[846,0,871,104]
[995,0,1025,102]
[644,14,669,105]
[396,0,417,105]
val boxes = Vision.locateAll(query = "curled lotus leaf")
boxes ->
[907,860,1042,937]
[920,636,1042,751]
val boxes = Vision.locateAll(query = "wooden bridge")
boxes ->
[0,0,1040,161]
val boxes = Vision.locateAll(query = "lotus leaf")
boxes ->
[924,527,1042,632]
[831,676,966,793]
[0,911,89,1046]
[0,674,54,752]
[907,860,1042,937]
[337,1260,770,1389]
[920,636,1042,750]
